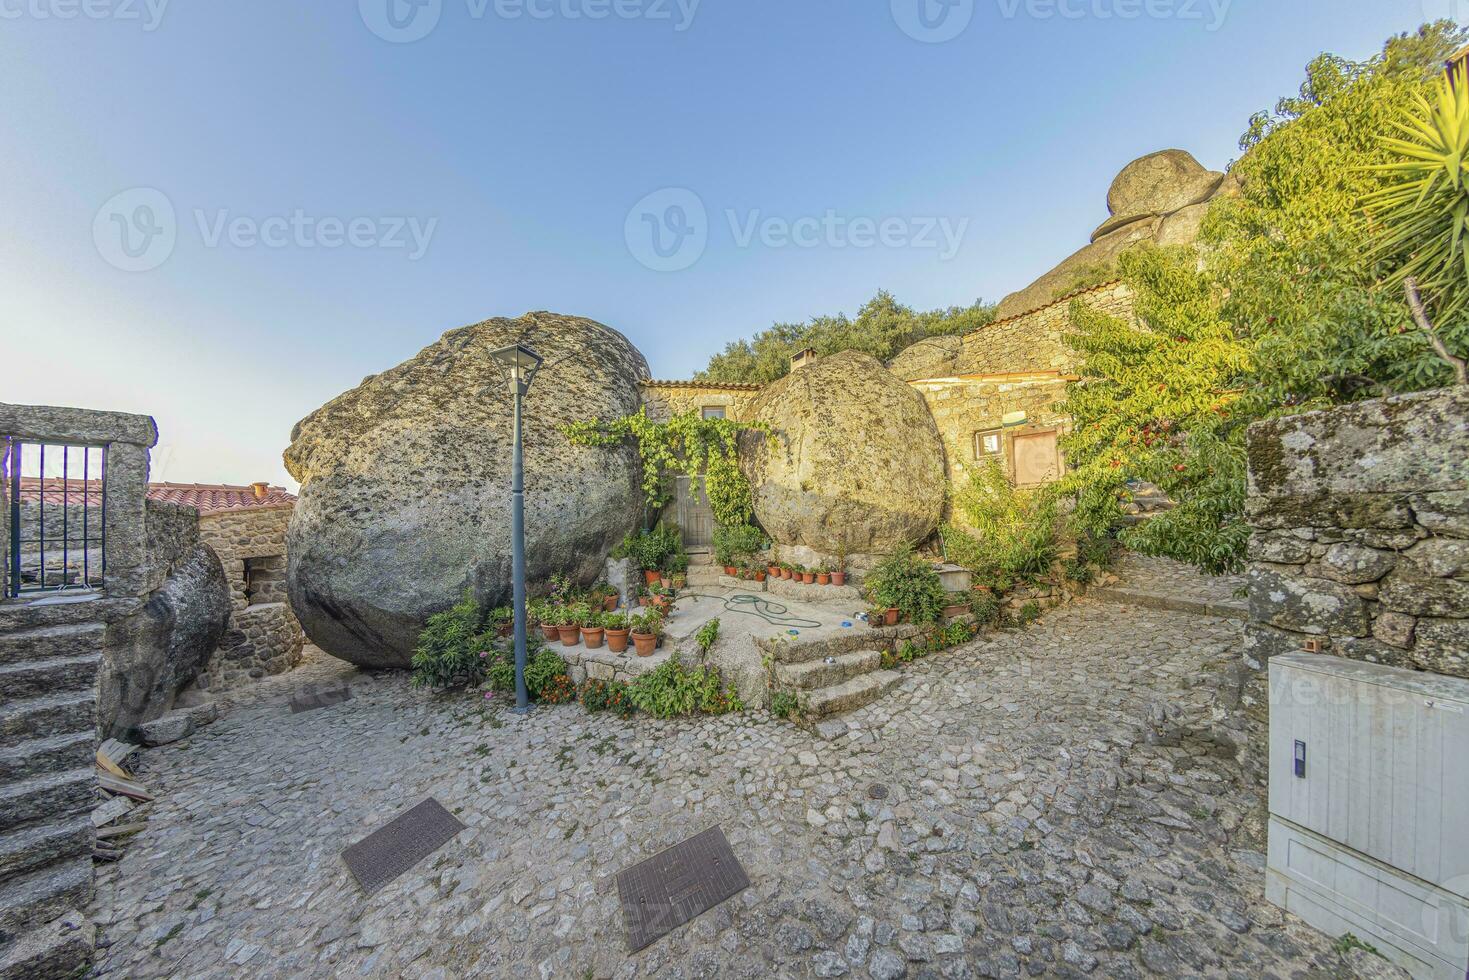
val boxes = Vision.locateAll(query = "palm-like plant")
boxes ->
[1363,62,1469,382]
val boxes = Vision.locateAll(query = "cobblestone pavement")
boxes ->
[90,597,1373,979]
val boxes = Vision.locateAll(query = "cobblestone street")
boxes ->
[90,595,1363,979]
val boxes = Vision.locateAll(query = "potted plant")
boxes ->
[531,600,561,642]
[636,584,650,607]
[581,610,606,649]
[800,565,815,585]
[865,547,946,627]
[557,604,586,647]
[650,583,674,613]
[943,592,970,621]
[832,540,849,587]
[815,566,831,586]
[778,563,791,580]
[631,612,659,657]
[866,606,888,629]
[490,606,514,637]
[767,559,781,578]
[592,582,618,612]
[751,563,767,583]
[604,612,631,653]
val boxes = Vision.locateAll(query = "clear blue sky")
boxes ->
[0,0,1453,489]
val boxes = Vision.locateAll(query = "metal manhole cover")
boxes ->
[341,798,465,895]
[615,826,749,952]
[290,685,353,713]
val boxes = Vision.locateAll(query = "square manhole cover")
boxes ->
[290,685,353,713]
[615,826,749,952]
[341,798,465,895]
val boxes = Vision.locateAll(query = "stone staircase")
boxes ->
[0,602,102,977]
[764,629,912,723]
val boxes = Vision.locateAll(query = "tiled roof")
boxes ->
[640,379,764,391]
[15,479,295,515]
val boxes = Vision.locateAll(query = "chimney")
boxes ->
[790,347,817,371]
[250,482,270,501]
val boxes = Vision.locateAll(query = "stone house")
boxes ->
[146,483,305,691]
[638,379,763,423]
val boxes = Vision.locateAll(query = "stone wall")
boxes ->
[1243,387,1469,680]
[638,381,762,422]
[195,505,303,691]
[889,280,1132,381]
[910,376,1071,498]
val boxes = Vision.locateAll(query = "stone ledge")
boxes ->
[0,402,158,448]
[765,576,862,605]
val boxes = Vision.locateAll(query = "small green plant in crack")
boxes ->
[473,742,490,757]
[185,889,212,912]
[1334,933,1381,958]
[155,923,185,948]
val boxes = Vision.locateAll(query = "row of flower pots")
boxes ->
[727,563,848,587]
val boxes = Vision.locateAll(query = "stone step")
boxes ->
[0,623,105,668]
[0,856,93,941]
[0,817,92,883]
[0,769,96,835]
[765,623,925,666]
[0,909,96,980]
[803,670,903,719]
[0,693,95,753]
[685,569,723,588]
[0,653,101,701]
[774,650,882,691]
[0,733,94,785]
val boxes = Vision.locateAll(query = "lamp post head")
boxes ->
[490,344,544,396]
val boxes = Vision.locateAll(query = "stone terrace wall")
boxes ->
[639,381,762,422]
[1243,387,1469,679]
[196,505,304,691]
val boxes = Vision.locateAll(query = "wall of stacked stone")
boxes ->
[910,377,1071,497]
[1243,387,1469,681]
[956,280,1132,376]
[638,382,762,422]
[194,505,304,690]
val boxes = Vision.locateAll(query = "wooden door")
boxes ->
[1011,429,1061,487]
[673,475,714,551]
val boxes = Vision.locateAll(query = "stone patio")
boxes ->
[87,573,1385,979]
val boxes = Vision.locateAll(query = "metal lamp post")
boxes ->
[490,343,543,713]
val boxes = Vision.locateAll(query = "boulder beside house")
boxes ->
[148,482,305,692]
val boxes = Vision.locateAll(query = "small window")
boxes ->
[701,406,726,420]
[974,430,1002,458]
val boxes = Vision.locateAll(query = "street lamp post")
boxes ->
[490,343,543,714]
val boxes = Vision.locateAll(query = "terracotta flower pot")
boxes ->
[802,572,815,584]
[816,573,830,586]
[724,565,738,577]
[780,568,792,579]
[644,569,662,586]
[557,625,580,647]
[603,595,618,612]
[606,628,630,653]
[633,632,657,656]
[672,575,686,589]
[832,572,847,587]
[768,564,780,578]
[581,627,605,649]
[540,623,560,642]
[884,608,899,626]
[944,604,968,621]
[652,595,670,613]
[638,595,649,607]
[754,571,767,582]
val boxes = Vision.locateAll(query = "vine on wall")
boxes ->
[561,408,772,527]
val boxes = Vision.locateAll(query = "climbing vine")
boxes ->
[561,408,772,527]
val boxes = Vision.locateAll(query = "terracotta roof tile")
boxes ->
[15,479,295,515]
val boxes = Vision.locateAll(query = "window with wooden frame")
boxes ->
[973,429,1003,459]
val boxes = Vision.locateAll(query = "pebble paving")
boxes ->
[89,595,1379,979]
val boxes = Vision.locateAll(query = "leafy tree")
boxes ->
[1057,22,1467,575]
[699,291,996,384]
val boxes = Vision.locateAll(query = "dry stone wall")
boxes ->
[638,382,761,422]
[1243,387,1469,679]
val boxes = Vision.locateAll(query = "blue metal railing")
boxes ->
[4,438,106,598]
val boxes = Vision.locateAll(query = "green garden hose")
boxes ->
[678,592,825,630]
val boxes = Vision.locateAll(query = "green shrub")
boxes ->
[483,640,568,702]
[969,591,1002,626]
[770,690,800,719]
[864,548,945,624]
[695,618,720,654]
[945,460,1058,584]
[612,524,683,572]
[580,678,634,716]
[626,660,744,718]
[410,593,494,689]
[1016,601,1043,626]
[713,522,768,567]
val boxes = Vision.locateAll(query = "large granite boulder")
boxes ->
[284,311,648,669]
[742,351,946,566]
[994,149,1234,319]
[98,504,231,737]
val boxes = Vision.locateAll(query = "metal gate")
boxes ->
[672,475,714,552]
